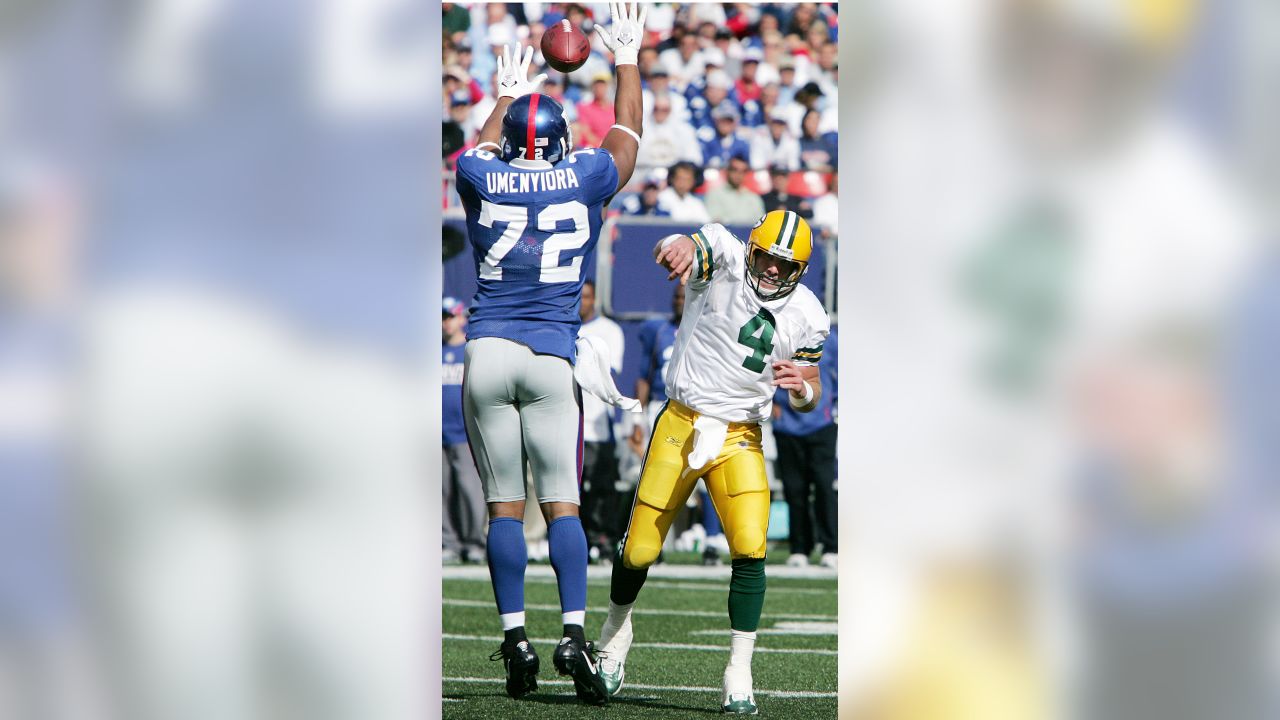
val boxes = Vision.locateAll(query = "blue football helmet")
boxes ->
[501,94,572,163]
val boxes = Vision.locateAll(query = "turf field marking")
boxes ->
[443,676,836,699]
[693,621,837,636]
[443,597,835,621]
[442,565,836,581]
[445,576,831,595]
[442,633,836,656]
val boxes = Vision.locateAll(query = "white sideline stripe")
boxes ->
[442,564,837,581]
[442,633,836,656]
[443,676,836,699]
[692,621,837,637]
[445,576,831,595]
[443,597,835,621]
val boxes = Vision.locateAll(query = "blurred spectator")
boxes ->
[773,325,838,569]
[725,3,761,40]
[659,31,705,87]
[577,281,625,562]
[798,108,837,171]
[447,91,477,146]
[637,96,702,168]
[468,73,500,143]
[776,55,800,105]
[443,3,471,44]
[743,81,782,127]
[442,298,486,565]
[700,103,752,169]
[542,75,579,124]
[688,3,728,28]
[786,3,824,38]
[751,109,802,171]
[621,178,672,217]
[454,41,476,84]
[634,284,685,431]
[714,28,741,72]
[783,80,825,135]
[814,40,838,98]
[577,73,617,149]
[657,161,710,223]
[811,170,838,237]
[638,46,660,78]
[443,65,475,113]
[472,12,517,87]
[761,165,814,219]
[705,155,765,224]
[642,66,689,122]
[755,29,786,86]
[688,70,736,132]
[700,46,728,79]
[736,48,765,103]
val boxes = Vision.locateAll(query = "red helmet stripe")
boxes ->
[525,94,540,159]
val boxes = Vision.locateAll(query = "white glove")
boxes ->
[495,42,547,100]
[594,2,648,67]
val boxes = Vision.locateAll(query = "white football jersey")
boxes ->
[663,223,830,423]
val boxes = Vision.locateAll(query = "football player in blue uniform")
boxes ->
[452,2,647,706]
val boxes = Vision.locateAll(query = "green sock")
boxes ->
[727,558,767,632]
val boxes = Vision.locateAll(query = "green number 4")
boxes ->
[737,310,776,372]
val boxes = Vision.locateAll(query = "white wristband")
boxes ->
[614,48,639,66]
[788,380,814,409]
[609,123,642,145]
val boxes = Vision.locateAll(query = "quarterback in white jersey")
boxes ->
[665,220,830,424]
[595,210,830,715]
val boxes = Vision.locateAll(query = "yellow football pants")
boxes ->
[620,400,771,568]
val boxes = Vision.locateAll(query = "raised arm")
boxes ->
[476,43,546,151]
[595,2,648,191]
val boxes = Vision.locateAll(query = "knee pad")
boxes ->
[621,538,661,570]
[729,525,766,559]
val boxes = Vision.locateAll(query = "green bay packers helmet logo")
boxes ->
[746,210,812,301]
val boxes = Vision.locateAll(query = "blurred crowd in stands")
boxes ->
[443,3,839,230]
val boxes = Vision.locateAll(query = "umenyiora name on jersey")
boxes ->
[485,168,582,195]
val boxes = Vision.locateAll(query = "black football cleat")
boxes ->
[490,639,539,699]
[553,636,609,706]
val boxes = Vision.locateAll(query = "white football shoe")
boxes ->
[820,552,838,570]
[722,663,758,714]
[786,553,809,568]
[596,614,633,696]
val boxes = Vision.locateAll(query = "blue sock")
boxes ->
[486,517,527,616]
[701,490,723,535]
[547,515,588,622]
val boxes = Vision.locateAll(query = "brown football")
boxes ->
[541,19,591,74]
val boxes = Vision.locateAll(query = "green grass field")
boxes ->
[442,557,837,718]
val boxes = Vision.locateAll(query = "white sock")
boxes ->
[606,600,634,629]
[562,610,586,628]
[500,611,526,631]
[729,629,756,668]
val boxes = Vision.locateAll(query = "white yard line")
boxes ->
[445,576,831,595]
[442,564,836,581]
[442,676,836,699]
[442,633,836,656]
[691,621,838,637]
[442,597,836,621]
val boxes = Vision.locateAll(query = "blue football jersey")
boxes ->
[454,147,619,363]
[442,343,467,446]
[637,317,679,401]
